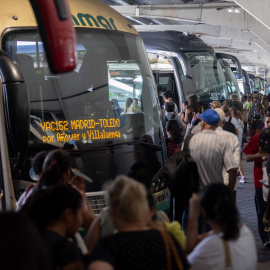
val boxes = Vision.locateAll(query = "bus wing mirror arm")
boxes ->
[176,53,192,79]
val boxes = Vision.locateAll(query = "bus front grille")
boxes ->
[85,191,107,215]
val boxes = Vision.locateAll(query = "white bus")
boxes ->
[0,0,170,213]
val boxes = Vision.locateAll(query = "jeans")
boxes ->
[255,187,269,244]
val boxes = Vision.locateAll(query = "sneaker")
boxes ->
[239,177,247,183]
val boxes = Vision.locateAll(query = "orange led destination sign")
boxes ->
[40,118,121,143]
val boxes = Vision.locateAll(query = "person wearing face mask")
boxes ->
[189,109,238,192]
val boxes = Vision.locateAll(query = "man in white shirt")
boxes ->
[215,108,240,199]
[189,109,238,191]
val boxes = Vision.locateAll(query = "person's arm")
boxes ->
[180,112,185,121]
[228,167,238,192]
[184,108,190,124]
[235,128,239,136]
[178,115,186,129]
[84,215,102,254]
[88,261,113,270]
[185,193,200,254]
[246,153,269,162]
[71,174,95,230]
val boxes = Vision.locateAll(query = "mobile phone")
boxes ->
[259,179,269,187]
[71,168,93,183]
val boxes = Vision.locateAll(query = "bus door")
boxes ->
[0,50,30,210]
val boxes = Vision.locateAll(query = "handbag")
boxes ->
[159,229,184,270]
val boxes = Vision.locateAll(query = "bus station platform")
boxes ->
[237,154,270,269]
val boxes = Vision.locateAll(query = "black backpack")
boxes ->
[223,117,236,134]
[152,134,199,204]
[251,101,264,121]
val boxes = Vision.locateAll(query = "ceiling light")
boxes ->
[227,8,240,13]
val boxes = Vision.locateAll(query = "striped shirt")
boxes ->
[215,127,240,190]
[189,129,238,190]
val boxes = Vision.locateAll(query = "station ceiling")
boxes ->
[102,0,270,83]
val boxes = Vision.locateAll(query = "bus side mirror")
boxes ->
[216,53,242,79]
[176,53,192,79]
[29,0,77,74]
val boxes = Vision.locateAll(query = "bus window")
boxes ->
[176,52,227,103]
[108,60,142,112]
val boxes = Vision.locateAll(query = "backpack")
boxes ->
[250,101,264,121]
[152,134,199,204]
[165,113,175,123]
[223,117,236,134]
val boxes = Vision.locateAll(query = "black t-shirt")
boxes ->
[43,231,83,270]
[90,229,190,270]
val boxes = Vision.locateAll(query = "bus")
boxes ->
[233,68,252,95]
[0,0,170,213]
[140,31,241,110]
[248,73,266,93]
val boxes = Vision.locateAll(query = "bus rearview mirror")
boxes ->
[29,0,77,74]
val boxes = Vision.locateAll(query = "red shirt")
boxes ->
[243,134,264,188]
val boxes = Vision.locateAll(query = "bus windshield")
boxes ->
[4,28,163,193]
[175,52,227,103]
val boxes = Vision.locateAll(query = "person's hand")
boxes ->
[0,190,3,201]
[259,153,269,158]
[198,232,210,242]
[71,170,85,192]
[189,193,200,219]
[185,107,190,114]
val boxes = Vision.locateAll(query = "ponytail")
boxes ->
[200,183,240,240]
[214,198,239,240]
[37,163,66,188]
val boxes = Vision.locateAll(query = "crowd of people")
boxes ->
[2,91,270,269]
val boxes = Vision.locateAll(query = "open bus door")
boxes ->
[29,0,77,73]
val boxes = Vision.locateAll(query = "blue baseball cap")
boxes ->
[199,109,220,126]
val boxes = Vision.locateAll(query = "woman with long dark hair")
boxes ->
[166,119,183,159]
[184,95,203,134]
[186,183,257,270]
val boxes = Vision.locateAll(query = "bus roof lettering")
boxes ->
[77,13,99,27]
[97,16,112,30]
[72,13,118,30]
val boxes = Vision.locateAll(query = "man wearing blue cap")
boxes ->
[189,109,238,191]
